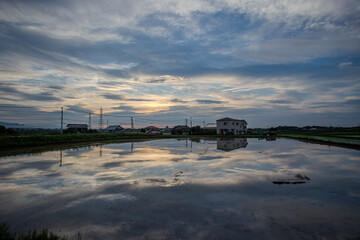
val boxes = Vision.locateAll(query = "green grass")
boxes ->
[0,132,261,149]
[0,223,81,240]
[278,129,360,148]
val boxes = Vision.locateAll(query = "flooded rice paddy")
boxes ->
[0,138,360,239]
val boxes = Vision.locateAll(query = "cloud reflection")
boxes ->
[0,139,360,239]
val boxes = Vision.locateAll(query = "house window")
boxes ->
[236,122,239,125]
[223,122,227,125]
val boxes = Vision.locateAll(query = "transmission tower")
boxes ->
[99,107,103,131]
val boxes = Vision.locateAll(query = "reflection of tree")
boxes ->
[217,138,248,152]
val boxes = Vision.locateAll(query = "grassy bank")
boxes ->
[0,133,168,148]
[0,132,261,149]
[278,129,360,149]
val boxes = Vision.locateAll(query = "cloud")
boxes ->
[0,0,359,127]
[338,62,352,68]
[66,105,94,114]
[196,99,227,104]
[268,90,307,105]
[111,105,136,112]
[171,98,188,103]
[0,83,61,102]
[127,98,154,102]
[146,79,166,83]
[102,94,124,100]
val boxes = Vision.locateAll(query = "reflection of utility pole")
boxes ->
[59,150,63,167]
[61,107,63,134]
[186,138,188,148]
[99,145,102,157]
[131,142,134,153]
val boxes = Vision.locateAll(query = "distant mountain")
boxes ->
[0,121,25,128]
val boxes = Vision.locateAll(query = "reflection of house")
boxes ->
[144,126,159,133]
[216,117,247,135]
[103,125,123,133]
[172,125,190,135]
[217,138,248,151]
[66,124,88,133]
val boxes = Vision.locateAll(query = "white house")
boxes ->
[216,117,247,135]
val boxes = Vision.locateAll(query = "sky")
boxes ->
[0,0,359,128]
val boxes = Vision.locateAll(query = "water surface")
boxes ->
[0,138,359,239]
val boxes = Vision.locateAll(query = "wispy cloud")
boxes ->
[0,0,359,127]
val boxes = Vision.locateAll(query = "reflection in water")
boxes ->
[217,138,248,151]
[1,138,360,240]
[59,150,63,167]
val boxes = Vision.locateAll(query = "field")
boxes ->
[277,129,360,148]
[0,128,359,150]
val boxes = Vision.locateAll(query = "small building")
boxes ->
[216,117,247,135]
[162,126,172,135]
[172,125,190,135]
[66,124,88,133]
[103,125,123,133]
[144,126,159,133]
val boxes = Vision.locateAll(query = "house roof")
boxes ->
[104,125,123,130]
[66,124,88,128]
[145,126,159,130]
[216,117,247,124]
[203,123,216,129]
[173,125,190,130]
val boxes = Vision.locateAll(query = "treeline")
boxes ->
[250,126,360,132]
[0,125,99,136]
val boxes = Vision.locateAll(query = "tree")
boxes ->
[6,128,17,136]
[0,125,5,135]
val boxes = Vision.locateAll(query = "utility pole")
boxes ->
[185,119,188,127]
[107,119,109,127]
[99,107,103,131]
[203,121,205,128]
[131,116,134,131]
[190,117,192,128]
[88,113,91,129]
[61,107,63,134]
